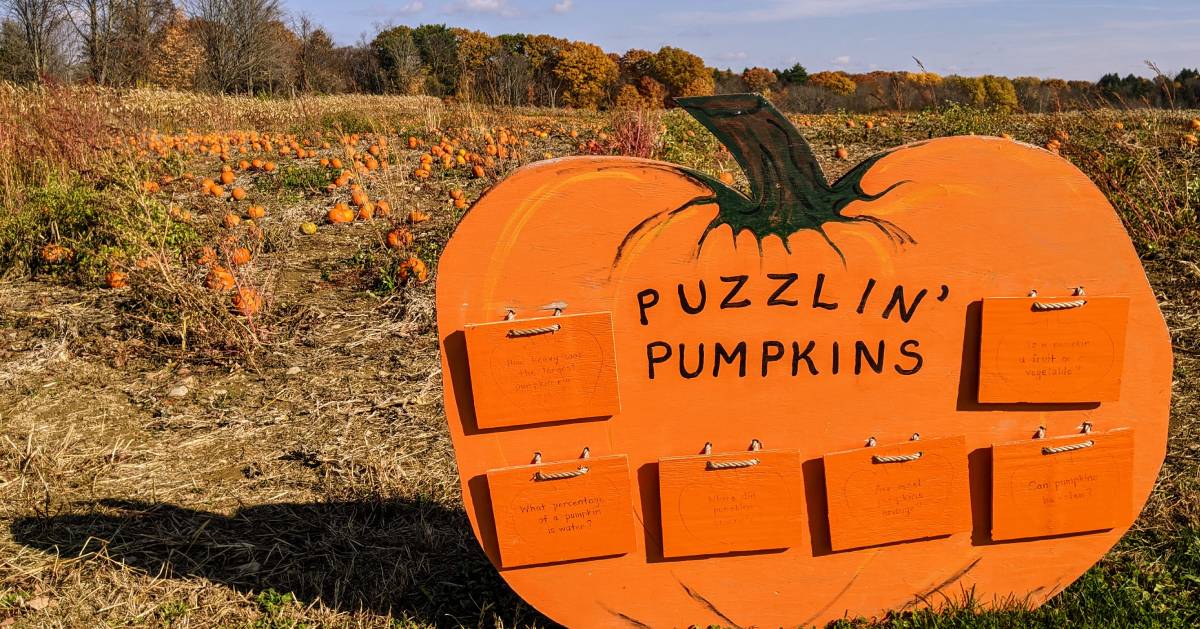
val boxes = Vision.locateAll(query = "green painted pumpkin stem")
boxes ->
[673,93,911,255]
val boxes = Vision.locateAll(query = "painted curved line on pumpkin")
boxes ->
[676,578,743,629]
[481,168,646,314]
[900,556,983,611]
[600,604,653,629]
[610,94,922,269]
[800,549,879,627]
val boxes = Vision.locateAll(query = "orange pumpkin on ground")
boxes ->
[205,266,235,292]
[434,94,1171,628]
[399,256,428,282]
[327,203,354,224]
[40,244,72,264]
[104,270,128,289]
[407,209,430,224]
[230,247,252,266]
[386,228,413,250]
[197,246,217,266]
[232,287,263,317]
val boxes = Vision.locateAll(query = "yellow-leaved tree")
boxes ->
[554,41,618,109]
[150,10,204,90]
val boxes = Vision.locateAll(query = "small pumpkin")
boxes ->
[357,202,375,221]
[232,287,263,317]
[231,187,247,201]
[408,209,431,224]
[230,247,252,266]
[247,205,266,219]
[399,255,428,283]
[300,221,318,235]
[220,170,235,185]
[376,200,392,217]
[386,227,413,250]
[205,266,236,292]
[40,243,73,264]
[327,203,355,224]
[197,246,217,266]
[104,270,128,289]
[222,213,241,229]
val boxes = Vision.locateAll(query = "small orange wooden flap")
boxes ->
[465,311,620,429]
[991,427,1134,541]
[978,296,1130,403]
[823,435,970,551]
[487,453,635,568]
[658,447,805,557]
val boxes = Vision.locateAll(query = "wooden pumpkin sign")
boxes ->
[435,94,1171,627]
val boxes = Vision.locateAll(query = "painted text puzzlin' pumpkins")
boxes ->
[435,94,1171,627]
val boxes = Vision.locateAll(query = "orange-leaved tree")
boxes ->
[742,67,778,96]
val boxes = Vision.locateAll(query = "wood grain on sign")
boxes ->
[657,448,804,557]
[978,296,1130,403]
[465,311,619,429]
[991,428,1134,541]
[823,436,970,551]
[487,454,635,568]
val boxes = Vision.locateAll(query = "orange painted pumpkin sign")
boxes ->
[435,95,1171,627]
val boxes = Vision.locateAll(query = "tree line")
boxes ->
[1,1,1197,112]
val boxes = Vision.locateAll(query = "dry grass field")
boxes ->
[1,86,1198,628]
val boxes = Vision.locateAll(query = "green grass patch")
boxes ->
[0,175,200,284]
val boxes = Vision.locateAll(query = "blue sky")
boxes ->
[295,0,1200,80]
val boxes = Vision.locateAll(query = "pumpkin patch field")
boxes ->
[1,86,1199,627]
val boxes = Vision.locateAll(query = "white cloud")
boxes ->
[356,1,423,17]
[552,0,573,14]
[448,0,518,16]
[718,51,749,61]
[832,55,851,66]
[673,0,997,25]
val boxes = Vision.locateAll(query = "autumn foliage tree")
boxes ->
[645,46,713,104]
[809,71,857,96]
[741,66,777,96]
[372,26,424,95]
[0,11,1166,114]
[150,8,202,89]
[554,41,617,109]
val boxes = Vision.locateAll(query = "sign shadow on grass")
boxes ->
[10,497,551,627]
